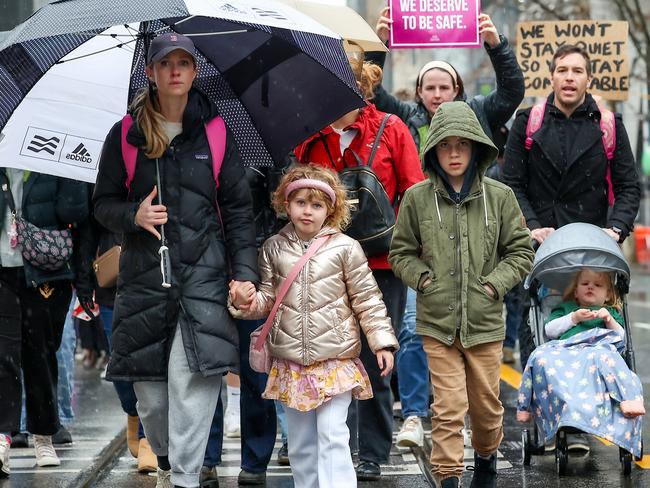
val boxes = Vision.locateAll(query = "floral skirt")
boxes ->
[262,357,373,412]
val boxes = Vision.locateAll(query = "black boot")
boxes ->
[440,476,460,488]
[470,453,497,488]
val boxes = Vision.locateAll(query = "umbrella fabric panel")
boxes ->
[0,31,105,129]
[0,0,187,47]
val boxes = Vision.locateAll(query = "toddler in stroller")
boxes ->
[515,223,644,474]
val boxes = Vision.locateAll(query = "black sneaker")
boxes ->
[469,453,497,488]
[10,433,28,449]
[355,461,381,481]
[200,465,219,488]
[52,426,73,445]
[237,469,266,485]
[277,442,289,466]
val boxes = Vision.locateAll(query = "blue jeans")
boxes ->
[396,288,430,419]
[275,401,287,443]
[99,305,144,438]
[56,296,77,425]
[504,284,523,349]
[238,319,277,473]
[203,394,224,467]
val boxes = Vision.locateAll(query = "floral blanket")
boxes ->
[518,328,643,457]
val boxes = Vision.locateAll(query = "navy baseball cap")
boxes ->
[147,32,197,65]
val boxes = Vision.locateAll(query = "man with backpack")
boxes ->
[502,44,641,453]
[503,44,640,246]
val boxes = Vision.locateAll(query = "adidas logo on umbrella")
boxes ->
[65,143,92,163]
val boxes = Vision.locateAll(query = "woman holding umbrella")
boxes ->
[93,33,258,488]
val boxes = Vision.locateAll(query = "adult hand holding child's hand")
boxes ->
[229,280,256,312]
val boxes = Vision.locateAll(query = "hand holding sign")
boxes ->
[376,6,393,44]
[478,13,500,48]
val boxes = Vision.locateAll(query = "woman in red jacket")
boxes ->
[294,56,424,480]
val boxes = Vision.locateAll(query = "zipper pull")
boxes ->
[8,211,18,248]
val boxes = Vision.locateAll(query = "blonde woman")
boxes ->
[93,33,258,488]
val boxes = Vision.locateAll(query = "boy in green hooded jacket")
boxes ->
[388,102,534,488]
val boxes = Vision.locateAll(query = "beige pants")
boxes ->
[422,336,504,480]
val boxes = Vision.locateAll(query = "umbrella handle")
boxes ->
[159,245,172,288]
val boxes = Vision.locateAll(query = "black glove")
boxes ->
[77,295,96,317]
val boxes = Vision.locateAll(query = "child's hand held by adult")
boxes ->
[135,185,167,240]
[376,349,394,377]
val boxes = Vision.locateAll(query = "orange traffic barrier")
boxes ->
[634,226,650,265]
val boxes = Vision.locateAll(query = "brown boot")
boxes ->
[137,438,157,473]
[127,416,140,458]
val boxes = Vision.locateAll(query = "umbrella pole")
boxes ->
[155,158,172,288]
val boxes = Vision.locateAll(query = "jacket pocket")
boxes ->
[483,218,498,262]
[271,306,284,343]
[330,308,345,341]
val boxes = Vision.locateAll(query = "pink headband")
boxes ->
[285,178,336,204]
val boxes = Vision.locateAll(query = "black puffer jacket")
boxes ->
[502,93,641,241]
[93,89,258,381]
[369,36,524,152]
[0,170,93,291]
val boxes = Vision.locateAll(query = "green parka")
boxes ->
[388,102,534,348]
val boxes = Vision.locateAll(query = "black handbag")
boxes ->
[1,173,74,271]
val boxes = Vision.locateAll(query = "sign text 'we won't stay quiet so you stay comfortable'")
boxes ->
[517,20,629,101]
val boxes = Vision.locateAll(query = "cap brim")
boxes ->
[148,46,196,65]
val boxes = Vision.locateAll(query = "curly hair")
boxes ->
[563,268,622,310]
[273,164,351,231]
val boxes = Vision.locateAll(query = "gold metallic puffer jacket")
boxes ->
[238,224,397,366]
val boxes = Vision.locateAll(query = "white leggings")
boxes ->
[285,390,356,488]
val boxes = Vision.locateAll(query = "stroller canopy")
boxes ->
[524,223,630,291]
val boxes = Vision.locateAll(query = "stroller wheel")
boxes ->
[522,429,532,466]
[556,431,568,476]
[620,448,632,475]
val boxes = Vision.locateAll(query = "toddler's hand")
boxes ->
[571,308,596,324]
[376,349,394,377]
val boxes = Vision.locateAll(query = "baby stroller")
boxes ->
[519,222,642,475]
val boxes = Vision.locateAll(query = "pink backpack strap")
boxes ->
[121,115,138,192]
[525,102,546,150]
[253,235,331,351]
[204,116,226,189]
[598,107,616,206]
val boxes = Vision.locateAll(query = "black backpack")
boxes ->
[320,114,395,256]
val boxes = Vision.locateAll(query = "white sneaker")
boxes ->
[0,435,10,477]
[156,468,174,488]
[396,416,424,448]
[33,435,60,467]
[224,405,241,438]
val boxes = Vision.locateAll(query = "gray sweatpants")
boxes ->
[134,325,222,487]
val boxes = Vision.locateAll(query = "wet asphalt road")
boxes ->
[2,266,649,488]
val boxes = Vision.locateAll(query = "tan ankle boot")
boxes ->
[137,438,157,473]
[127,416,140,458]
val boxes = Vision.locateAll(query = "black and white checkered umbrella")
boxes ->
[0,0,363,182]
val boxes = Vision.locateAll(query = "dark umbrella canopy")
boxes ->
[0,0,364,180]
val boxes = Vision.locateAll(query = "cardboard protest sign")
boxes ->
[516,21,629,101]
[390,0,480,48]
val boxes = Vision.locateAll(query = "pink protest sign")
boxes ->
[390,0,481,48]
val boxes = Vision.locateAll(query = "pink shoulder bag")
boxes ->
[249,235,330,373]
